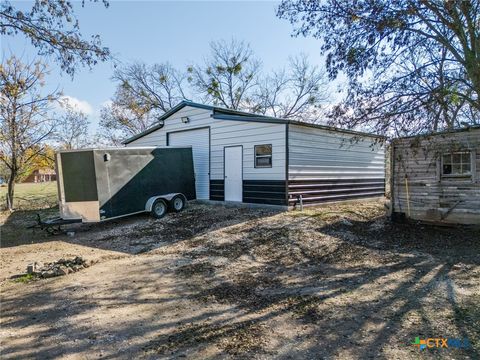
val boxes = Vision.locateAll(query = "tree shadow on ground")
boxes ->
[0,206,59,247]
[161,213,480,358]
[1,206,479,359]
[319,215,480,265]
[0,203,280,254]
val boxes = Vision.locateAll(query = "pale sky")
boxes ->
[2,1,344,133]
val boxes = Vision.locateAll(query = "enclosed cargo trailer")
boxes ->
[55,146,196,222]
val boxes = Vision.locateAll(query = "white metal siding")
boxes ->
[211,121,285,180]
[128,107,208,147]
[287,124,385,205]
[126,106,287,200]
[168,128,210,200]
[288,125,385,180]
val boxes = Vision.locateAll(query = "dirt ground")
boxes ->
[1,200,479,359]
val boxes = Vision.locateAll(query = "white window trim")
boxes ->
[440,150,474,179]
[254,144,272,168]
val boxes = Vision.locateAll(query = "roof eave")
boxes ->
[123,100,386,144]
[393,125,480,142]
[122,100,209,144]
[122,122,165,145]
[212,114,385,139]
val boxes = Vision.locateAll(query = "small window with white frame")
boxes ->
[255,144,272,168]
[442,151,472,177]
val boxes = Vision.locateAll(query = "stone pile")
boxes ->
[27,256,89,278]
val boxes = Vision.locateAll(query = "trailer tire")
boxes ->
[151,199,168,219]
[169,194,186,212]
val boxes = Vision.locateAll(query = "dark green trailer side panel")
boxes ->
[94,147,196,219]
[60,151,98,202]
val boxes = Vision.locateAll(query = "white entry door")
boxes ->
[224,146,243,202]
[169,128,210,200]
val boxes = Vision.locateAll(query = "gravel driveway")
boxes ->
[1,201,479,359]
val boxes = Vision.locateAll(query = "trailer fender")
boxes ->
[145,193,185,212]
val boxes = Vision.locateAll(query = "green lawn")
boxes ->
[0,182,59,246]
[0,182,58,211]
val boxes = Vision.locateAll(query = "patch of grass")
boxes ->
[0,181,58,211]
[288,201,385,222]
[0,206,59,247]
[13,273,38,283]
[0,181,59,247]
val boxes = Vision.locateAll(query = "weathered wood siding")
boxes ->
[391,128,480,225]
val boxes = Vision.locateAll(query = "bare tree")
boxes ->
[99,62,187,144]
[278,0,480,135]
[188,39,261,109]
[55,104,90,150]
[101,41,328,143]
[0,56,60,210]
[112,62,188,114]
[252,54,329,121]
[98,88,153,145]
[0,0,110,76]
[330,42,479,136]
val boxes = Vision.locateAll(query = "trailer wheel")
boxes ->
[151,199,168,218]
[170,194,186,212]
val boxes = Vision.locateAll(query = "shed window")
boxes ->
[442,151,472,177]
[255,144,272,168]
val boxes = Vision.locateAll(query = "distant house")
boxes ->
[391,126,480,225]
[124,101,385,208]
[23,168,57,183]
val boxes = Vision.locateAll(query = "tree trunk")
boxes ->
[464,57,480,111]
[6,172,15,211]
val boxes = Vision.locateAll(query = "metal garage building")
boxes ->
[123,101,385,208]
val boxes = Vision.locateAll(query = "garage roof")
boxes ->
[122,100,385,144]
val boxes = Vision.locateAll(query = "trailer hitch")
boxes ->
[28,214,82,235]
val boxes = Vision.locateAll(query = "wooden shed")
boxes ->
[391,126,480,225]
